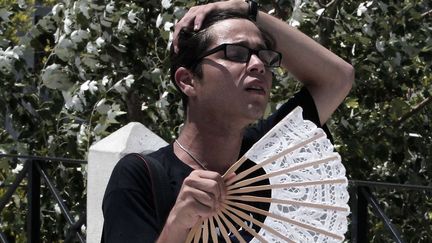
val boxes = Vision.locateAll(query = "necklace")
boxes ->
[175,139,208,170]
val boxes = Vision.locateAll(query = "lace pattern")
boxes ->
[244,107,350,243]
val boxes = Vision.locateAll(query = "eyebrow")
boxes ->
[231,40,267,50]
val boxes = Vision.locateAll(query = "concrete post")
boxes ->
[87,122,168,243]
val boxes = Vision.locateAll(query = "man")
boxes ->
[102,0,354,242]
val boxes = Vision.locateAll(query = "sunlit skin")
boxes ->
[173,19,275,175]
[156,1,354,242]
[189,18,273,132]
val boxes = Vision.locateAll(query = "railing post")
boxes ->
[350,185,368,243]
[27,160,41,242]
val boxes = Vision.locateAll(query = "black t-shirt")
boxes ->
[102,88,331,242]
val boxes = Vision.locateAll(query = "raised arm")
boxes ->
[256,10,354,125]
[173,0,354,125]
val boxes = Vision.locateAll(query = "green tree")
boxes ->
[0,0,431,241]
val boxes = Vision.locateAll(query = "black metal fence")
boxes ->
[0,153,431,242]
[0,154,86,243]
[349,180,432,243]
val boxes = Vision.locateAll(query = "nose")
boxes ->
[247,54,266,74]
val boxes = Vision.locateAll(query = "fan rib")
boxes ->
[219,206,268,243]
[213,214,232,243]
[209,217,219,243]
[217,211,247,243]
[226,201,345,241]
[228,178,347,195]
[226,195,349,212]
[223,156,248,178]
[226,131,326,186]
[223,203,295,243]
[185,221,201,243]
[202,219,209,243]
[228,154,339,190]
[194,221,202,243]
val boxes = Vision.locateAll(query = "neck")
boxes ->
[175,119,245,174]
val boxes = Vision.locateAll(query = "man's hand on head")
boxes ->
[172,0,248,53]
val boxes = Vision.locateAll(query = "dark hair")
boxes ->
[170,10,275,111]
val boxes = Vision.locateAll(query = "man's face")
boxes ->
[191,18,274,127]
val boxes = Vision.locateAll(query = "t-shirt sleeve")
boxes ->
[242,87,333,153]
[101,154,159,243]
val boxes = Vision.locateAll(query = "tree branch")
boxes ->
[271,0,289,20]
[316,0,343,47]
[317,0,337,8]
[395,96,432,127]
[421,9,432,18]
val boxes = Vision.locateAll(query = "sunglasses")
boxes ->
[195,43,282,68]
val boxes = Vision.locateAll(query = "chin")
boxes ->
[245,104,266,120]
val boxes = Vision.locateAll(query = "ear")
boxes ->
[174,67,197,97]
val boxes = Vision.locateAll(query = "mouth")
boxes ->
[244,85,266,95]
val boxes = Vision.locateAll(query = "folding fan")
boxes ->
[186,106,350,243]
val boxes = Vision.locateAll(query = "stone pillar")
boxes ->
[87,122,167,242]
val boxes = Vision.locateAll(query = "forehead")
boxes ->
[208,19,266,48]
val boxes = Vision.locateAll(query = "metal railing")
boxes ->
[1,153,432,242]
[0,154,87,243]
[349,180,432,243]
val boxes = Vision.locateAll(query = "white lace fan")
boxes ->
[186,106,350,243]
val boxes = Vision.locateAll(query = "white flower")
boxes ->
[0,46,21,60]
[63,91,84,111]
[357,1,373,17]
[41,63,72,90]
[70,29,90,45]
[113,80,127,93]
[86,42,98,54]
[0,8,12,22]
[63,12,73,34]
[118,18,131,33]
[161,0,172,9]
[375,40,385,53]
[52,3,64,17]
[315,8,325,16]
[156,13,163,28]
[95,37,105,48]
[80,80,98,94]
[102,75,110,86]
[54,36,75,61]
[106,104,126,123]
[78,0,90,19]
[0,47,16,74]
[288,0,303,27]
[17,0,26,9]
[0,56,13,74]
[123,74,134,87]
[54,203,61,215]
[163,21,174,31]
[128,10,137,23]
[11,164,23,174]
[77,124,87,145]
[105,1,115,14]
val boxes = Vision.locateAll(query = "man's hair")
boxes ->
[170,10,275,111]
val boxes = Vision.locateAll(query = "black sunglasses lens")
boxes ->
[225,45,249,62]
[259,50,280,67]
